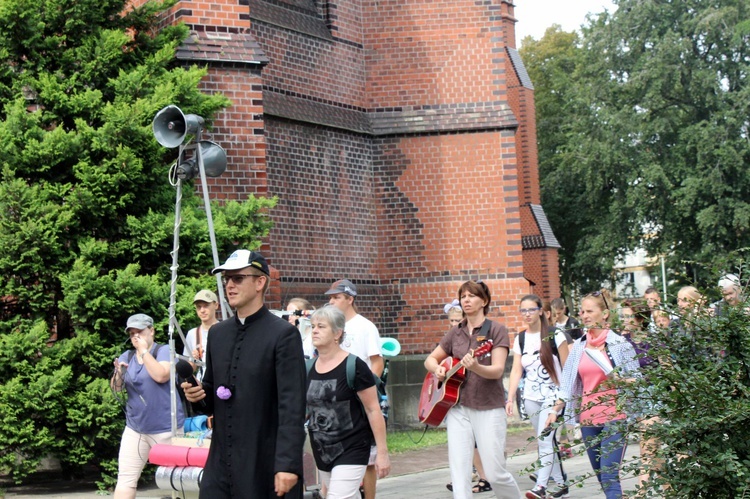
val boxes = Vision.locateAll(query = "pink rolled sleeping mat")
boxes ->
[149,443,209,468]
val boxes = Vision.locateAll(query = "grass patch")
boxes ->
[386,424,530,454]
[387,427,447,454]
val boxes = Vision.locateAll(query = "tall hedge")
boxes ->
[0,0,275,487]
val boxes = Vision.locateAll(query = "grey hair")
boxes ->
[719,274,741,290]
[310,305,347,344]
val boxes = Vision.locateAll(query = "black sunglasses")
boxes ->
[587,290,610,311]
[222,274,264,286]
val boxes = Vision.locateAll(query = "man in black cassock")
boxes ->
[182,249,306,498]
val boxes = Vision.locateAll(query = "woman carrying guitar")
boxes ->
[424,280,521,499]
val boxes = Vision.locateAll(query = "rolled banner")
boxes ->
[155,466,203,492]
[380,337,401,358]
[149,443,210,468]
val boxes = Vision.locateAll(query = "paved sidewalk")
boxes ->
[2,427,642,498]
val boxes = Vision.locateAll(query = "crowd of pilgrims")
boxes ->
[427,274,742,499]
[111,248,743,499]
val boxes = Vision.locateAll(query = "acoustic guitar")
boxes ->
[417,340,494,426]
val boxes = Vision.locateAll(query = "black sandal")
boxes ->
[472,479,492,493]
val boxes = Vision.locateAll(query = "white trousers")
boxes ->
[446,405,521,499]
[524,399,565,487]
[115,426,172,492]
[318,464,367,499]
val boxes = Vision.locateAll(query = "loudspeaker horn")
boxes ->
[153,105,205,148]
[176,141,227,180]
[380,337,401,358]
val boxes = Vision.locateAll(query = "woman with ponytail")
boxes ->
[506,294,570,499]
[544,289,640,499]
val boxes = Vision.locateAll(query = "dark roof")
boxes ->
[175,30,269,65]
[263,91,371,134]
[370,102,518,136]
[528,204,561,249]
[506,47,534,90]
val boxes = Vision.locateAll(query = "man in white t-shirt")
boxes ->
[182,289,219,382]
[325,279,383,498]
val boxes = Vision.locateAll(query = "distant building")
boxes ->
[612,248,656,299]
[138,0,560,353]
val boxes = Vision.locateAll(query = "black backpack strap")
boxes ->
[517,331,527,380]
[305,357,317,378]
[345,353,357,390]
[550,334,559,359]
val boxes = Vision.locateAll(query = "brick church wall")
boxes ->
[372,131,529,351]
[135,0,561,352]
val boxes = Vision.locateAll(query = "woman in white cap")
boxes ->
[184,289,219,381]
[111,313,184,499]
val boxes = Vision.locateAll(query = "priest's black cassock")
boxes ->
[198,306,306,498]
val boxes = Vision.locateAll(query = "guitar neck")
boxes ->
[446,361,464,380]
[445,340,493,380]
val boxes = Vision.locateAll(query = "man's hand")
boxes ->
[274,471,298,496]
[180,381,206,403]
[191,346,203,361]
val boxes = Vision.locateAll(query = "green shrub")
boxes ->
[0,0,275,488]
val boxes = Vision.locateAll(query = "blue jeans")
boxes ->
[581,424,627,499]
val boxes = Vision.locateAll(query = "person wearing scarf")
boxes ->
[543,289,641,499]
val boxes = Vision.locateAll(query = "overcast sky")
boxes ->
[513,0,617,45]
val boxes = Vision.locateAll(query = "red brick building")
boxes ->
[144,0,560,353]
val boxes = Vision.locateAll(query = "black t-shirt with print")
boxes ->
[306,355,375,472]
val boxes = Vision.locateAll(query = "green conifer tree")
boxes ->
[0,0,275,486]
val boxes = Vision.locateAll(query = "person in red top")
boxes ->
[424,281,521,499]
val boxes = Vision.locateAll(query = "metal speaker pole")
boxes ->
[195,132,232,318]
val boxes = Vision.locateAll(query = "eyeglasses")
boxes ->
[587,290,610,311]
[222,274,264,286]
[519,307,541,315]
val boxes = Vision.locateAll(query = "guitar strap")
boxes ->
[462,319,493,386]
[475,319,492,344]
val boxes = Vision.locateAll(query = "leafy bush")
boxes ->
[623,298,750,498]
[0,0,275,488]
